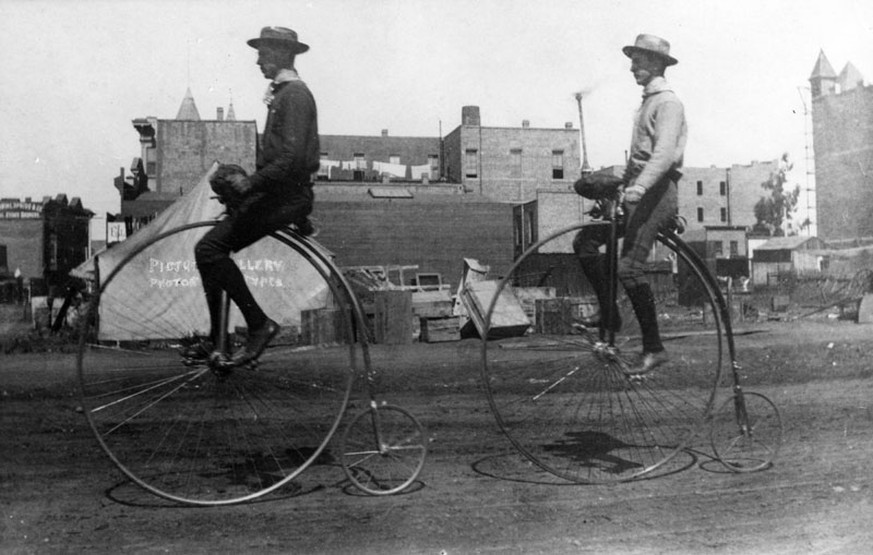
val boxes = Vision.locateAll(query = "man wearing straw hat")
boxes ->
[189,26,320,367]
[573,34,687,375]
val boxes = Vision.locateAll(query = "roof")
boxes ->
[755,236,819,251]
[175,87,201,120]
[838,62,865,91]
[809,49,837,80]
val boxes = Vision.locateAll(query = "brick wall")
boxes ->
[311,195,516,291]
[729,161,777,230]
[157,120,257,195]
[0,219,44,281]
[535,187,589,253]
[463,126,580,202]
[812,86,873,242]
[680,166,730,230]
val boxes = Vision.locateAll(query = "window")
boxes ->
[527,208,537,246]
[389,155,400,165]
[697,207,704,222]
[465,149,478,178]
[49,233,58,271]
[510,149,522,177]
[712,241,724,257]
[719,181,726,196]
[552,150,564,179]
[696,181,703,195]
[720,207,727,222]
[730,240,739,257]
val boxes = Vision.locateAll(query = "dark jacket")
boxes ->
[249,79,320,196]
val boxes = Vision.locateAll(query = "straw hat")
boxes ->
[247,27,309,54]
[622,34,677,66]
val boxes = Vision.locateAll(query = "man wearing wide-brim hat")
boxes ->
[190,26,320,368]
[573,33,687,375]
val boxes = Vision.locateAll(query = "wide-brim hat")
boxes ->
[622,34,677,66]
[247,26,309,54]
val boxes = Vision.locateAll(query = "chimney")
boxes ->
[217,107,224,121]
[522,120,530,128]
[381,129,388,137]
[462,106,481,126]
[565,122,573,129]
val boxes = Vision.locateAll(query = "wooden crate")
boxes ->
[301,308,345,345]
[374,290,413,344]
[420,316,461,343]
[412,289,454,318]
[514,287,556,329]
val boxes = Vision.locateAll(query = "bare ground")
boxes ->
[2,310,873,554]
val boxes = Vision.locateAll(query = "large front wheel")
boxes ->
[480,224,723,483]
[76,223,355,505]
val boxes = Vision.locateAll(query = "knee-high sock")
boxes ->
[198,258,267,332]
[202,281,223,343]
[579,254,621,335]
[624,282,663,353]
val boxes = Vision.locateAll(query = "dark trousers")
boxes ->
[194,186,313,338]
[573,178,678,351]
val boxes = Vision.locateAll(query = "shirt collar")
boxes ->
[272,68,300,86]
[642,76,672,98]
[264,68,301,105]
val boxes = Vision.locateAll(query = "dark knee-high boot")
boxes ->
[579,254,621,339]
[199,258,267,332]
[622,282,669,375]
[203,283,224,344]
[624,282,663,353]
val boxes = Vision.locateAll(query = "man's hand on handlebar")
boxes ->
[623,184,646,203]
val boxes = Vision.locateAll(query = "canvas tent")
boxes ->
[72,163,330,341]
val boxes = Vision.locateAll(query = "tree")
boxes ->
[752,152,801,236]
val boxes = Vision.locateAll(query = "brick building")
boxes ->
[0,195,93,293]
[442,106,586,253]
[808,50,873,246]
[311,185,517,291]
[115,95,785,285]
[122,89,257,232]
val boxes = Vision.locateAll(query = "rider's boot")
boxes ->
[229,318,280,367]
[622,282,668,375]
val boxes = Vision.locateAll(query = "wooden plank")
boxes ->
[412,289,454,318]
[462,280,530,339]
[420,316,461,343]
[374,290,413,344]
[514,287,556,330]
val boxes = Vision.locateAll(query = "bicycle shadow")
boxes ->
[102,449,343,508]
[472,431,699,486]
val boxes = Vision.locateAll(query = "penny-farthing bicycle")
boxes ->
[480,180,782,483]
[77,221,427,505]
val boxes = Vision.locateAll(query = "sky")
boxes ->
[1,0,872,233]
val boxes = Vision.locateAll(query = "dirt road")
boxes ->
[2,319,872,554]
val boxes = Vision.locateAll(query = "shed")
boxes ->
[751,236,826,285]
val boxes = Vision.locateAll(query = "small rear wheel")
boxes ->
[340,403,427,495]
[710,391,783,472]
